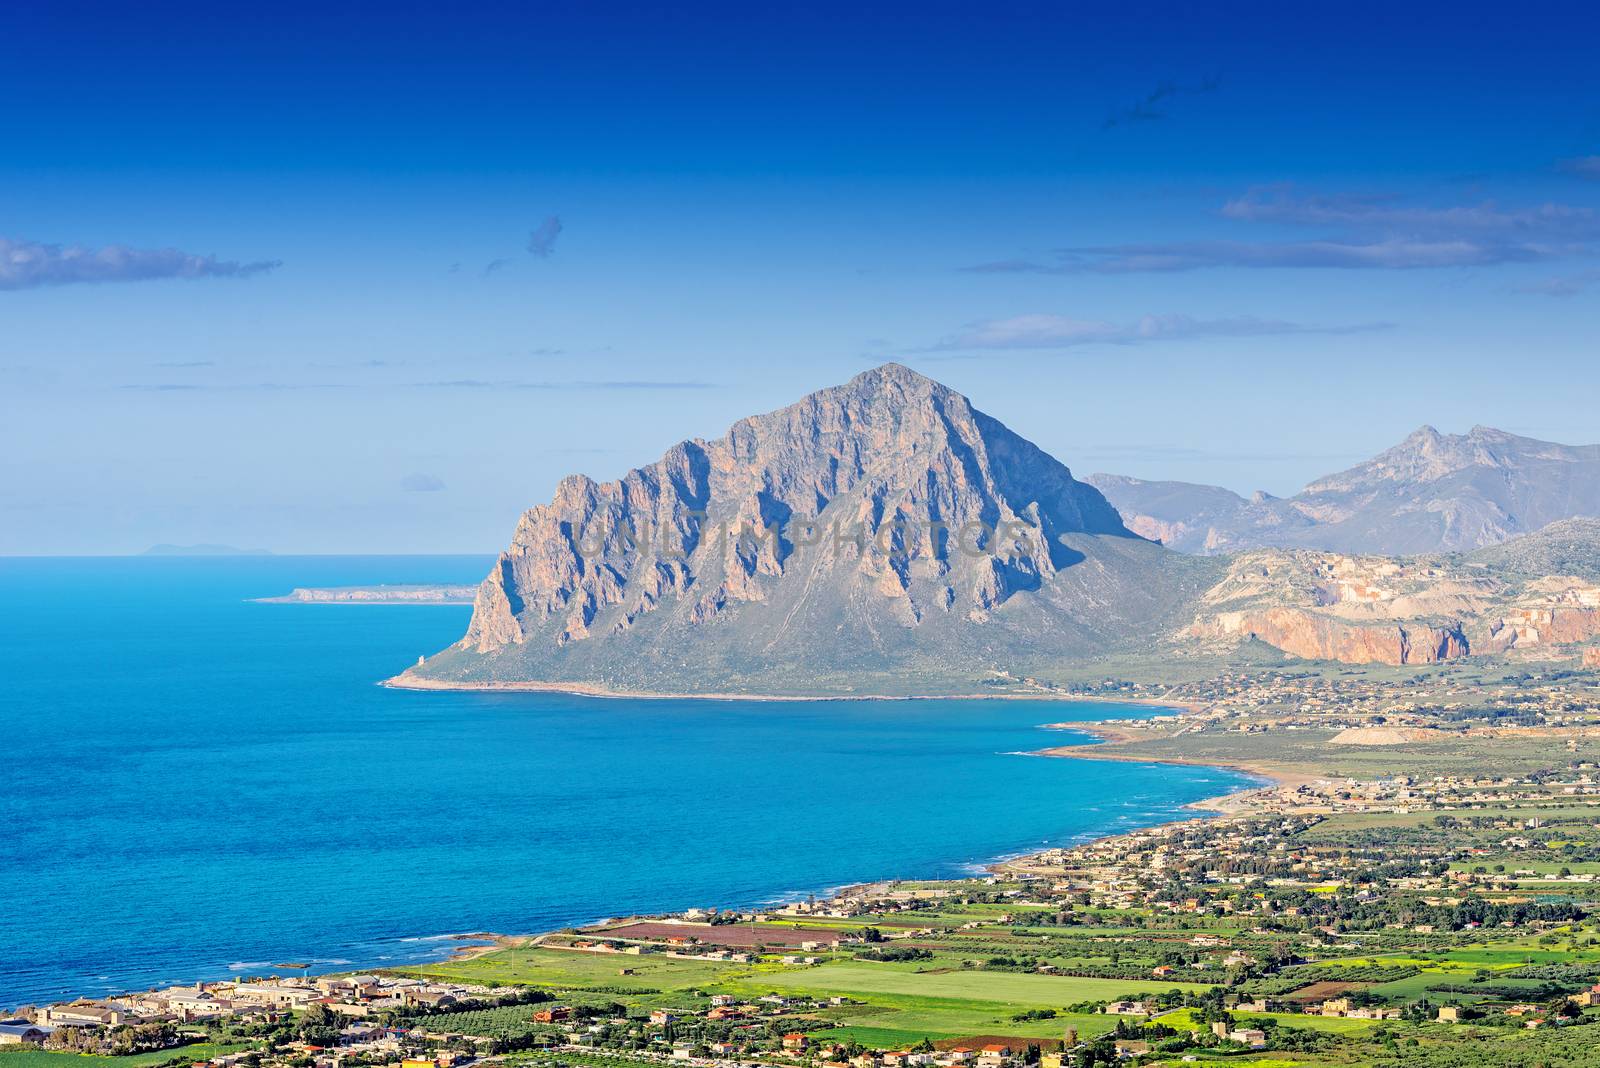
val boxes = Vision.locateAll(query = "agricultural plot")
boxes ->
[0,1045,254,1068]
[401,945,742,991]
[718,960,1212,1004]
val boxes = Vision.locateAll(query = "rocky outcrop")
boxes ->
[1585,647,1600,669]
[1186,541,1600,666]
[1484,577,1600,651]
[1185,548,1484,665]
[1192,607,1469,665]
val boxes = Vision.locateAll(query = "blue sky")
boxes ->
[5,0,1600,553]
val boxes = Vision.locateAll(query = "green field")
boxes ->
[719,960,1212,1004]
[0,1044,253,1068]
[809,995,1118,1046]
[1076,726,1600,783]
[400,945,742,991]
[1153,1007,1377,1037]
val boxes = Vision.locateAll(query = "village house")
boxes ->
[231,983,319,1009]
[338,1024,385,1045]
[1103,1000,1152,1016]
[0,1021,51,1045]
[40,1001,132,1027]
[976,1043,1012,1067]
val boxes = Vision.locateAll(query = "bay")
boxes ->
[0,556,1252,1008]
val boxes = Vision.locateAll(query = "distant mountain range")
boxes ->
[391,367,1600,695]
[1088,425,1600,556]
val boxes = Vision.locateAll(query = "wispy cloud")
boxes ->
[1,237,279,291]
[400,473,446,492]
[969,239,1562,274]
[1220,187,1599,236]
[154,359,216,368]
[1514,268,1600,297]
[527,216,564,257]
[1559,155,1600,180]
[1102,76,1222,130]
[408,378,714,391]
[483,257,512,276]
[929,313,1388,351]
[966,186,1595,274]
[120,382,344,392]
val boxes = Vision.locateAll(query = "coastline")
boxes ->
[386,728,1285,969]
[382,710,1287,976]
[1034,719,1323,812]
[383,672,1207,710]
[20,695,1295,1013]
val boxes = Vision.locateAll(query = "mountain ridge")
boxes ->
[1089,424,1600,556]
[392,371,1600,694]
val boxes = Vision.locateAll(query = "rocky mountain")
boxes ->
[389,371,1600,691]
[393,364,1219,695]
[1089,425,1600,556]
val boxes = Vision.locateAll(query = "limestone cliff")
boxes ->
[1193,606,1470,665]
[1185,532,1600,666]
[1185,550,1483,665]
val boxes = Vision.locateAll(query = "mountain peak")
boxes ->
[848,361,936,387]
[399,367,1171,694]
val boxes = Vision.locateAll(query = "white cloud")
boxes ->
[527,216,564,257]
[0,236,279,291]
[1559,156,1600,180]
[400,473,446,492]
[932,313,1388,350]
[965,185,1597,274]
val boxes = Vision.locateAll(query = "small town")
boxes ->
[9,764,1600,1068]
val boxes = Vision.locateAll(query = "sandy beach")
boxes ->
[383,672,1204,708]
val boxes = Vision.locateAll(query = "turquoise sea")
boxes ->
[0,556,1253,1010]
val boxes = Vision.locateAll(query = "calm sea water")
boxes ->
[0,556,1252,1009]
